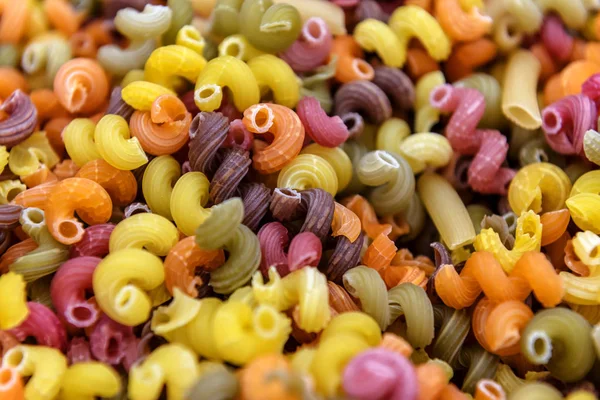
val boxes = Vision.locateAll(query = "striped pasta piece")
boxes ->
[8,132,59,178]
[435,251,563,309]
[188,112,229,175]
[334,80,392,125]
[445,39,498,83]
[300,144,352,192]
[331,202,361,243]
[372,66,415,112]
[106,86,135,122]
[341,194,393,240]
[0,90,37,148]
[12,181,58,210]
[53,58,109,115]
[240,183,271,231]
[130,94,191,156]
[243,103,305,174]
[0,0,29,44]
[45,177,113,245]
[70,224,114,258]
[277,154,338,196]
[75,159,137,207]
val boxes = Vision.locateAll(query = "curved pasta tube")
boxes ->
[53,58,109,115]
[129,344,199,400]
[176,25,205,54]
[45,178,112,245]
[142,155,181,220]
[243,103,305,174]
[144,45,207,90]
[114,4,173,40]
[566,170,600,233]
[238,0,302,53]
[388,5,451,63]
[218,34,264,61]
[353,19,404,68]
[93,248,165,326]
[252,266,331,333]
[170,172,211,236]
[8,132,59,178]
[121,81,176,111]
[397,133,453,174]
[357,150,415,216]
[301,144,352,193]
[435,251,563,309]
[109,213,179,256]
[537,0,588,29]
[94,115,148,171]
[343,266,434,348]
[330,35,375,83]
[75,159,137,207]
[415,71,445,132]
[61,362,121,400]
[247,55,300,108]
[508,162,572,216]
[164,236,224,297]
[584,129,600,166]
[97,39,157,77]
[2,345,67,400]
[9,207,70,282]
[151,289,291,365]
[129,94,191,156]
[0,272,28,330]
[63,119,101,167]
[310,312,382,397]
[212,301,292,365]
[0,180,26,205]
[521,308,594,382]
[435,0,492,42]
[194,55,260,112]
[277,154,338,196]
[474,210,542,273]
[21,32,72,83]
[196,198,261,294]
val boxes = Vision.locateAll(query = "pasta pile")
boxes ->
[3,0,600,399]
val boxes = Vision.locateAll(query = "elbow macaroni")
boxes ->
[94,115,148,170]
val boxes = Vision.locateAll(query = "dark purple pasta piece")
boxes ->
[372,66,415,111]
[0,204,22,230]
[356,0,388,22]
[325,232,364,284]
[188,112,229,176]
[430,242,451,268]
[0,231,11,256]
[106,86,135,121]
[0,90,37,148]
[123,202,152,218]
[298,189,335,241]
[270,188,301,222]
[334,80,392,124]
[210,149,251,204]
[241,182,272,231]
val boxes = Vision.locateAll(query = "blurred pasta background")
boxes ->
[1,0,600,399]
